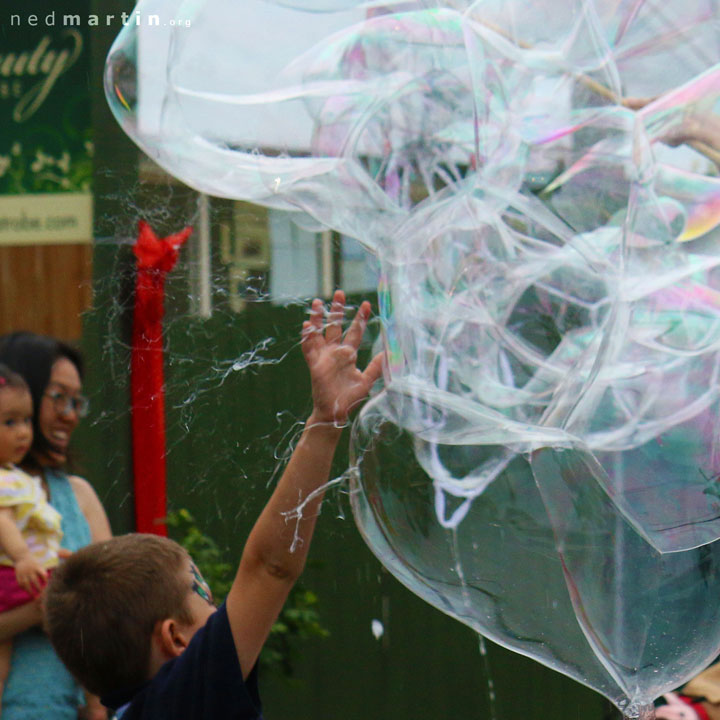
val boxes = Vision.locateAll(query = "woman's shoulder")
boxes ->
[66,475,111,542]
[66,475,100,512]
[66,474,92,495]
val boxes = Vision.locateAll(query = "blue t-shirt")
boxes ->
[102,603,263,720]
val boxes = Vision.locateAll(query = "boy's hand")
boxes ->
[655,693,701,720]
[302,289,383,427]
[15,555,48,596]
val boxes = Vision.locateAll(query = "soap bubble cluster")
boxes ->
[106,0,720,713]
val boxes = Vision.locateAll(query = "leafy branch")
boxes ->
[166,508,329,678]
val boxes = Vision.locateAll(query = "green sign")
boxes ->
[0,3,93,243]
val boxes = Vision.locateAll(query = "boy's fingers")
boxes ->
[326,290,345,344]
[362,352,385,387]
[308,298,324,334]
[656,710,688,720]
[301,321,321,363]
[303,299,326,362]
[344,301,371,349]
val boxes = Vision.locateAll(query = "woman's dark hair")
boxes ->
[0,332,84,467]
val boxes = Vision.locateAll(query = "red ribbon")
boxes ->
[131,220,192,535]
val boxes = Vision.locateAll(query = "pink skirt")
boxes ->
[0,565,50,612]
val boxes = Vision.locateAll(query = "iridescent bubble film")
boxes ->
[106,0,720,715]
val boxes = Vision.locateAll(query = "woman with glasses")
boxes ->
[0,332,111,720]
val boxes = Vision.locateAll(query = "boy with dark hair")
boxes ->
[45,291,383,719]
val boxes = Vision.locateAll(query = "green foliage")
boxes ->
[0,135,93,194]
[166,508,329,678]
[259,585,330,677]
[166,508,234,601]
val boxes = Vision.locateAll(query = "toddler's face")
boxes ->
[0,387,33,466]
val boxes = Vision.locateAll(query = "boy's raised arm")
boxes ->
[226,290,384,678]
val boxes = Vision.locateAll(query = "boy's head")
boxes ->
[45,533,216,697]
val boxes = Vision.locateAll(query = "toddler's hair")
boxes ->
[0,364,29,394]
[45,534,196,697]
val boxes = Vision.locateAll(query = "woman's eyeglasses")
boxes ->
[44,391,89,419]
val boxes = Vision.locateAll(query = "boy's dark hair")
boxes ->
[0,363,30,394]
[0,331,84,467]
[45,534,195,697]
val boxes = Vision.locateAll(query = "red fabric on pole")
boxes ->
[131,220,192,535]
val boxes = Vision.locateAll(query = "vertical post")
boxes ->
[131,221,192,536]
[192,193,212,318]
[321,229,334,298]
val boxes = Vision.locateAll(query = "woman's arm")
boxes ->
[68,476,112,542]
[68,476,111,719]
[0,600,42,643]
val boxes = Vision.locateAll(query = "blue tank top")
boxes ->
[2,468,92,720]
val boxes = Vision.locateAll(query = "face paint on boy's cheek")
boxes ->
[190,563,214,606]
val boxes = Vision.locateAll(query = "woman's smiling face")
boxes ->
[37,357,83,467]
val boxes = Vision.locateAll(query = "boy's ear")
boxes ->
[153,618,190,659]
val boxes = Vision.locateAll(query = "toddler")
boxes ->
[0,364,62,705]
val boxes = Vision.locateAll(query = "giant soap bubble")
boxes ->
[105,1,720,716]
